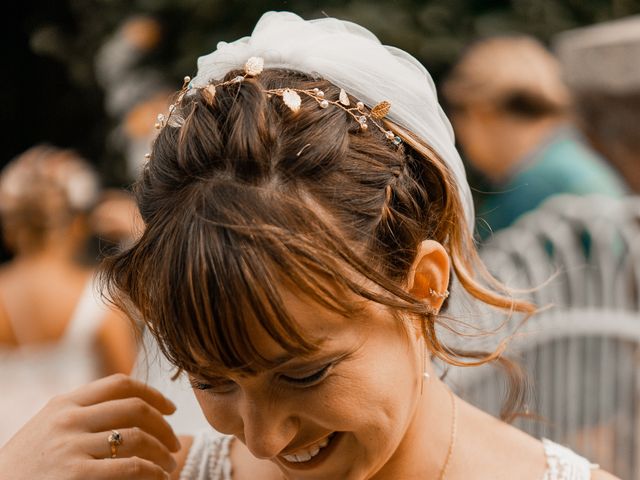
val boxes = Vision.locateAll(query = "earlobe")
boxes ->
[406,240,450,311]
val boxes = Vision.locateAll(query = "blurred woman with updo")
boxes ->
[0,145,136,446]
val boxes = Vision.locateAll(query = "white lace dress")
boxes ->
[180,431,599,480]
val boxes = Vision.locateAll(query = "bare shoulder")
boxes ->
[591,469,620,480]
[171,435,194,480]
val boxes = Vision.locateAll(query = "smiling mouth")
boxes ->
[280,432,338,464]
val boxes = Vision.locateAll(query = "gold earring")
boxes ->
[421,340,430,394]
[428,288,449,299]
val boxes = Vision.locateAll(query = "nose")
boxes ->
[239,393,299,459]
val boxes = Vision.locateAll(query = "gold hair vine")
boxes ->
[153,57,403,147]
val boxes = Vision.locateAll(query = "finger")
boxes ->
[87,428,177,473]
[80,457,171,480]
[81,398,181,452]
[68,374,176,415]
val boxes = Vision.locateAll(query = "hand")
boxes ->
[0,374,181,480]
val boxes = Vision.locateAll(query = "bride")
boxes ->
[0,11,617,480]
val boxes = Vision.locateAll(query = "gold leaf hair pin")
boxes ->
[153,56,402,149]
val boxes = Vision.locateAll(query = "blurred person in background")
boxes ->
[0,145,137,447]
[95,14,172,182]
[556,15,640,194]
[442,36,627,241]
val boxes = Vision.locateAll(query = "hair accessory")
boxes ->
[107,430,123,459]
[424,304,439,316]
[155,56,403,147]
[429,288,450,299]
[189,12,475,230]
[263,84,401,145]
[421,339,430,394]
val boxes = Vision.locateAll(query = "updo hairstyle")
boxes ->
[0,145,99,253]
[103,69,533,417]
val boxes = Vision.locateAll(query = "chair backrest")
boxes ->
[446,194,640,479]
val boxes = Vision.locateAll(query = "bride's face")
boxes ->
[190,286,424,480]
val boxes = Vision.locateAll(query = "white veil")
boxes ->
[191,11,475,230]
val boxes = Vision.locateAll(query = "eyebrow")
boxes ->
[268,344,329,369]
[192,343,357,383]
[254,344,344,375]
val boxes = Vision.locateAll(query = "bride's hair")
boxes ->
[102,69,534,420]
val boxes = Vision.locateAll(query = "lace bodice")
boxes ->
[180,431,599,480]
[542,439,599,480]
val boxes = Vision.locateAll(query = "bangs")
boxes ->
[107,181,391,377]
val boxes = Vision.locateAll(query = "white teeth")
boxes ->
[294,452,312,462]
[282,434,333,463]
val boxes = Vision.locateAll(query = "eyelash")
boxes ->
[190,378,234,392]
[190,364,333,392]
[281,364,332,386]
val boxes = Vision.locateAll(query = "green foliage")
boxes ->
[50,0,640,86]
[7,0,640,180]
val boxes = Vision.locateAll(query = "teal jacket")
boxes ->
[476,126,627,241]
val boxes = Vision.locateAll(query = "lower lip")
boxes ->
[279,432,343,471]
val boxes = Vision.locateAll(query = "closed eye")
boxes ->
[281,364,332,386]
[189,377,236,393]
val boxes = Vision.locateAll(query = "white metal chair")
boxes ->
[445,194,640,479]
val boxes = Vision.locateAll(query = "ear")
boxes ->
[405,240,450,312]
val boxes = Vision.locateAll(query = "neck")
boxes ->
[14,234,83,264]
[371,378,456,479]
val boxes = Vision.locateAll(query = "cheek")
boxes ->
[317,336,420,441]
[192,390,242,435]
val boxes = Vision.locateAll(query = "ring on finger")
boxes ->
[107,430,123,459]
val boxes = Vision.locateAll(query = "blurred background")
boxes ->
[3,1,640,256]
[5,0,640,183]
[3,1,640,477]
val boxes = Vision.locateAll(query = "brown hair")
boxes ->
[102,69,534,419]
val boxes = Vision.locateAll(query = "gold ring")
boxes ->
[107,430,123,459]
